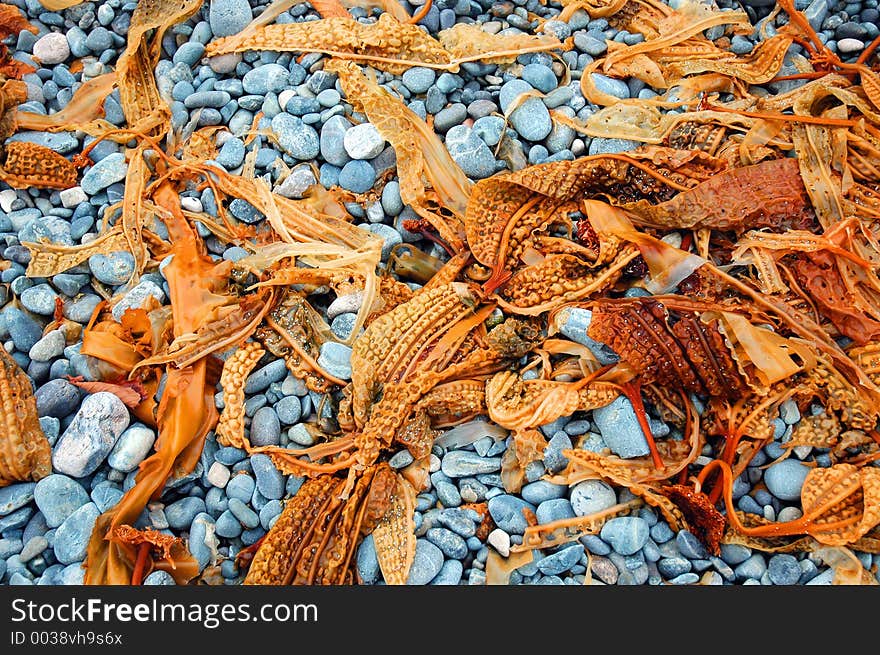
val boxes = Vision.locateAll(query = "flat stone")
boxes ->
[406,539,444,585]
[250,407,281,447]
[81,152,128,195]
[600,516,650,556]
[35,379,81,418]
[33,475,89,528]
[274,165,316,199]
[537,543,583,575]
[487,494,535,535]
[592,395,651,458]
[52,392,130,478]
[441,451,501,477]
[251,453,284,500]
[53,502,100,564]
[29,330,66,362]
[357,534,380,584]
[0,483,37,516]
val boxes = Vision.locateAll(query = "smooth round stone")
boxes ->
[734,554,767,581]
[19,284,57,317]
[28,330,65,363]
[430,559,463,585]
[676,530,709,560]
[426,527,468,559]
[337,160,376,193]
[165,497,207,530]
[600,517,650,556]
[210,0,252,37]
[251,453,284,500]
[570,480,617,516]
[271,113,320,160]
[259,499,282,530]
[357,534,380,584]
[837,37,864,53]
[520,480,566,505]
[317,342,353,380]
[509,98,552,142]
[188,513,216,571]
[274,396,302,425]
[768,554,801,585]
[330,312,357,341]
[250,407,281,446]
[343,123,385,160]
[274,165,316,199]
[226,474,256,504]
[592,396,650,458]
[52,392,130,478]
[216,137,245,169]
[206,461,231,488]
[536,499,575,525]
[444,125,496,179]
[487,495,536,535]
[365,223,402,260]
[107,423,155,473]
[5,307,43,352]
[244,360,287,394]
[442,451,501,477]
[53,502,100,564]
[406,539,444,585]
[228,498,259,529]
[499,79,533,113]
[434,103,467,133]
[402,67,436,94]
[89,251,135,285]
[521,63,558,93]
[764,460,810,501]
[657,556,691,579]
[590,73,630,99]
[33,33,70,65]
[320,115,352,167]
[81,152,128,195]
[215,510,242,538]
[33,475,89,528]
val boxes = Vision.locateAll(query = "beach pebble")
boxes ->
[357,534,380,584]
[33,475,89,528]
[111,280,166,321]
[250,407,281,447]
[52,392,130,478]
[768,554,802,585]
[441,451,501,477]
[53,502,100,564]
[89,251,135,286]
[338,160,376,193]
[317,342,353,380]
[487,495,535,535]
[107,424,155,473]
[764,460,810,501]
[343,123,386,160]
[570,480,617,516]
[592,396,650,458]
[166,497,207,530]
[272,113,320,160]
[537,543,583,575]
[29,330,65,362]
[33,33,70,65]
[445,125,497,179]
[210,0,252,37]
[407,539,444,585]
[251,454,284,500]
[600,517,650,556]
[143,571,176,585]
[81,153,128,195]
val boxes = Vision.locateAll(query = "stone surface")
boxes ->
[52,392,130,478]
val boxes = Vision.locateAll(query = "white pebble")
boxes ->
[59,186,88,209]
[837,38,865,54]
[33,32,70,65]
[180,196,203,213]
[278,89,297,109]
[207,461,231,488]
[793,445,813,460]
[343,123,386,160]
[429,453,441,473]
[0,189,17,212]
[326,292,363,320]
[487,528,511,557]
[777,506,803,523]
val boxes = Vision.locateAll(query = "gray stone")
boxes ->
[366,223,402,260]
[226,474,255,504]
[402,67,436,94]
[764,460,810,501]
[317,342,353,380]
[251,453,284,500]
[426,527,468,559]
[570,479,617,517]
[445,125,497,179]
[107,423,155,473]
[536,499,575,524]
[320,115,352,167]
[52,392,130,478]
[20,284,58,316]
[81,153,127,195]
[768,553,801,585]
[343,123,385,160]
[188,513,218,571]
[5,307,43,352]
[272,113,320,160]
[434,104,468,133]
[143,570,176,585]
[275,165,316,199]
[210,0,253,37]
[588,137,640,155]
[53,502,100,564]
[89,251,135,286]
[487,494,535,535]
[111,280,166,321]
[29,330,65,362]
[510,98,552,142]
[407,539,444,585]
[537,543,583,575]
[338,160,376,193]
[590,73,630,99]
[250,407,281,446]
[592,395,651,458]
[520,480,566,505]
[676,530,709,559]
[600,516,650,555]
[35,379,81,420]
[430,559,463,585]
[543,432,571,473]
[33,475,89,528]
[165,497,207,530]
[244,360,288,394]
[442,451,501,477]
[734,554,767,581]
[274,396,302,425]
[555,307,619,364]
[357,534,380,584]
